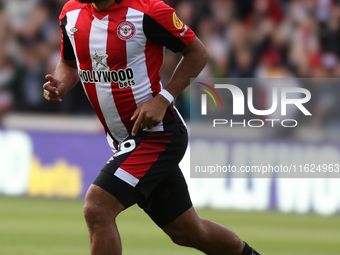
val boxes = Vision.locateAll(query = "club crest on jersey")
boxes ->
[117,21,135,41]
[173,12,184,30]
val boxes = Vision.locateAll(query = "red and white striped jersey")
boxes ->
[59,0,195,149]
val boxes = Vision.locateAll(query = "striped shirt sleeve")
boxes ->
[59,3,77,61]
[143,0,195,53]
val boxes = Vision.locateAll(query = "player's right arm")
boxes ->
[43,59,79,102]
[44,1,81,102]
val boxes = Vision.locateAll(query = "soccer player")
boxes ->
[43,0,260,254]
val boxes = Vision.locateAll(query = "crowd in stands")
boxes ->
[1,0,340,129]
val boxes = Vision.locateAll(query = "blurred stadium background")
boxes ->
[0,0,340,254]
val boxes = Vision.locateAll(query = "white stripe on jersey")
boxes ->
[65,9,93,104]
[126,8,164,132]
[65,9,81,69]
[90,15,110,70]
[89,15,128,142]
[125,8,152,104]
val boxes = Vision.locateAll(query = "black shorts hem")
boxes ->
[93,170,143,209]
[139,186,193,228]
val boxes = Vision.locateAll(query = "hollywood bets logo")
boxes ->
[197,83,312,128]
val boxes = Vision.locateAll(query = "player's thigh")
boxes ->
[138,166,193,228]
[83,184,125,221]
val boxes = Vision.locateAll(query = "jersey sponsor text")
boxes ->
[79,67,136,88]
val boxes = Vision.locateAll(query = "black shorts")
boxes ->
[93,124,192,228]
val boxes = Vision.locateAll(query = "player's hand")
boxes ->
[130,95,170,136]
[43,74,68,102]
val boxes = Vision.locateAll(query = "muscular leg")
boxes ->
[162,207,244,255]
[83,184,125,255]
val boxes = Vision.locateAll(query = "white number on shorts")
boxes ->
[113,139,136,158]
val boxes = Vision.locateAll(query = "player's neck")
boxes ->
[92,0,116,11]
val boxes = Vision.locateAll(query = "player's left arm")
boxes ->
[160,37,208,101]
[131,37,208,136]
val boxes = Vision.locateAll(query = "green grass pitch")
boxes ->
[0,196,339,255]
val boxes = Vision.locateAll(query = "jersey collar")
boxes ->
[90,0,123,18]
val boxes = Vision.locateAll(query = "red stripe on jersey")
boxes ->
[120,132,174,179]
[145,40,163,96]
[107,7,137,133]
[74,10,112,137]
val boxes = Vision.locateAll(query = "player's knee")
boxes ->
[170,233,192,247]
[83,201,112,226]
[165,216,206,248]
[83,185,124,226]
[83,202,101,224]
[167,230,197,247]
